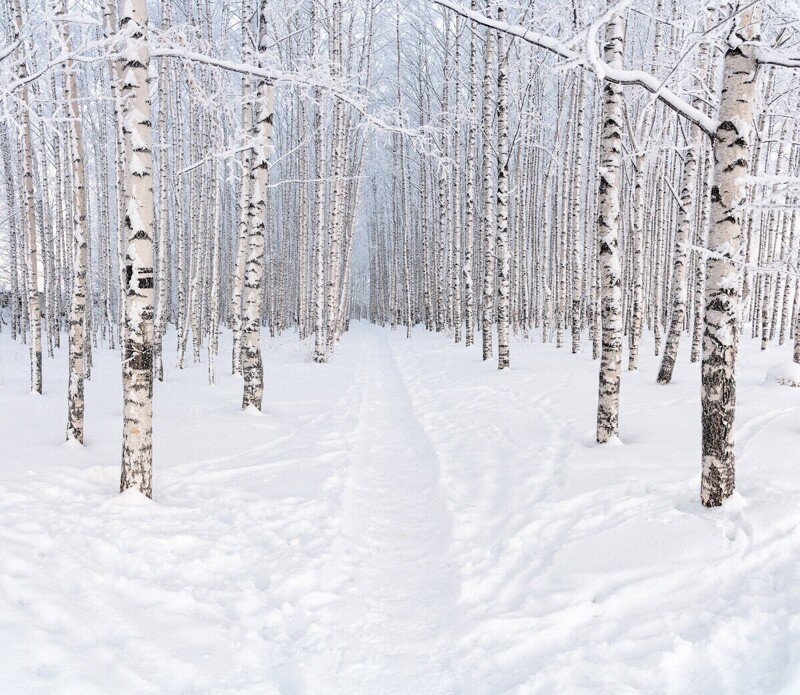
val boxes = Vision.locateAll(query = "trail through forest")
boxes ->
[312,329,458,692]
[2,325,800,693]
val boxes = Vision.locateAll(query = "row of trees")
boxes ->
[1,0,799,506]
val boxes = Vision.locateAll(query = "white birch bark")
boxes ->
[595,11,625,444]
[58,1,89,442]
[119,0,156,498]
[700,4,761,507]
[495,1,510,369]
[241,0,274,411]
[480,13,496,360]
[657,141,698,384]
[231,0,254,375]
[11,0,43,395]
[153,1,171,383]
[570,70,586,355]
[463,0,479,346]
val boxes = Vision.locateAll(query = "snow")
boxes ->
[766,361,800,388]
[1,324,800,693]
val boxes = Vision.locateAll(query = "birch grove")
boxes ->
[1,0,799,507]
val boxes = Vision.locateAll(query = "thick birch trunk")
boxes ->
[700,4,761,507]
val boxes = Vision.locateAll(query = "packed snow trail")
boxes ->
[309,327,458,693]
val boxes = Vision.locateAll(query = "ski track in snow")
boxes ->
[2,324,800,693]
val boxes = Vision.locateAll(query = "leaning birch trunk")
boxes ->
[119,0,156,497]
[59,2,89,442]
[700,5,761,507]
[241,3,275,411]
[595,12,625,444]
[657,144,698,384]
[11,0,42,395]
[495,1,510,369]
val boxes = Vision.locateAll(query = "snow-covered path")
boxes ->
[312,330,457,692]
[2,323,800,693]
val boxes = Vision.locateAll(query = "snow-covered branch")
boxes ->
[151,47,420,137]
[756,47,800,68]
[431,0,718,136]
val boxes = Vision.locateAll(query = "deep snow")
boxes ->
[1,323,799,694]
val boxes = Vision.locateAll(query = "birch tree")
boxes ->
[119,0,156,498]
[58,0,89,443]
[241,0,275,411]
[700,5,762,507]
[595,11,625,443]
[11,0,43,395]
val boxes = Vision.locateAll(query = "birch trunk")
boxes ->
[480,15,496,360]
[700,4,761,507]
[464,0,479,346]
[119,0,156,498]
[231,0,253,375]
[59,2,89,442]
[11,0,43,395]
[241,1,275,410]
[657,143,698,384]
[495,1,510,369]
[570,71,586,354]
[595,11,625,444]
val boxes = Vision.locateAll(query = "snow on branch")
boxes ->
[756,47,800,68]
[690,245,800,281]
[151,47,420,138]
[431,0,718,137]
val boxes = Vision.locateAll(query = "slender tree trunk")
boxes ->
[480,14,496,360]
[119,0,156,498]
[495,1,510,369]
[570,70,586,354]
[657,142,698,384]
[464,0,479,346]
[241,1,275,410]
[153,2,172,383]
[231,0,254,375]
[596,11,625,444]
[59,2,89,442]
[11,0,43,395]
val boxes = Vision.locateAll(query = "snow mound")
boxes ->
[766,362,800,387]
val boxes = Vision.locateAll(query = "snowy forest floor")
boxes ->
[2,323,800,694]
